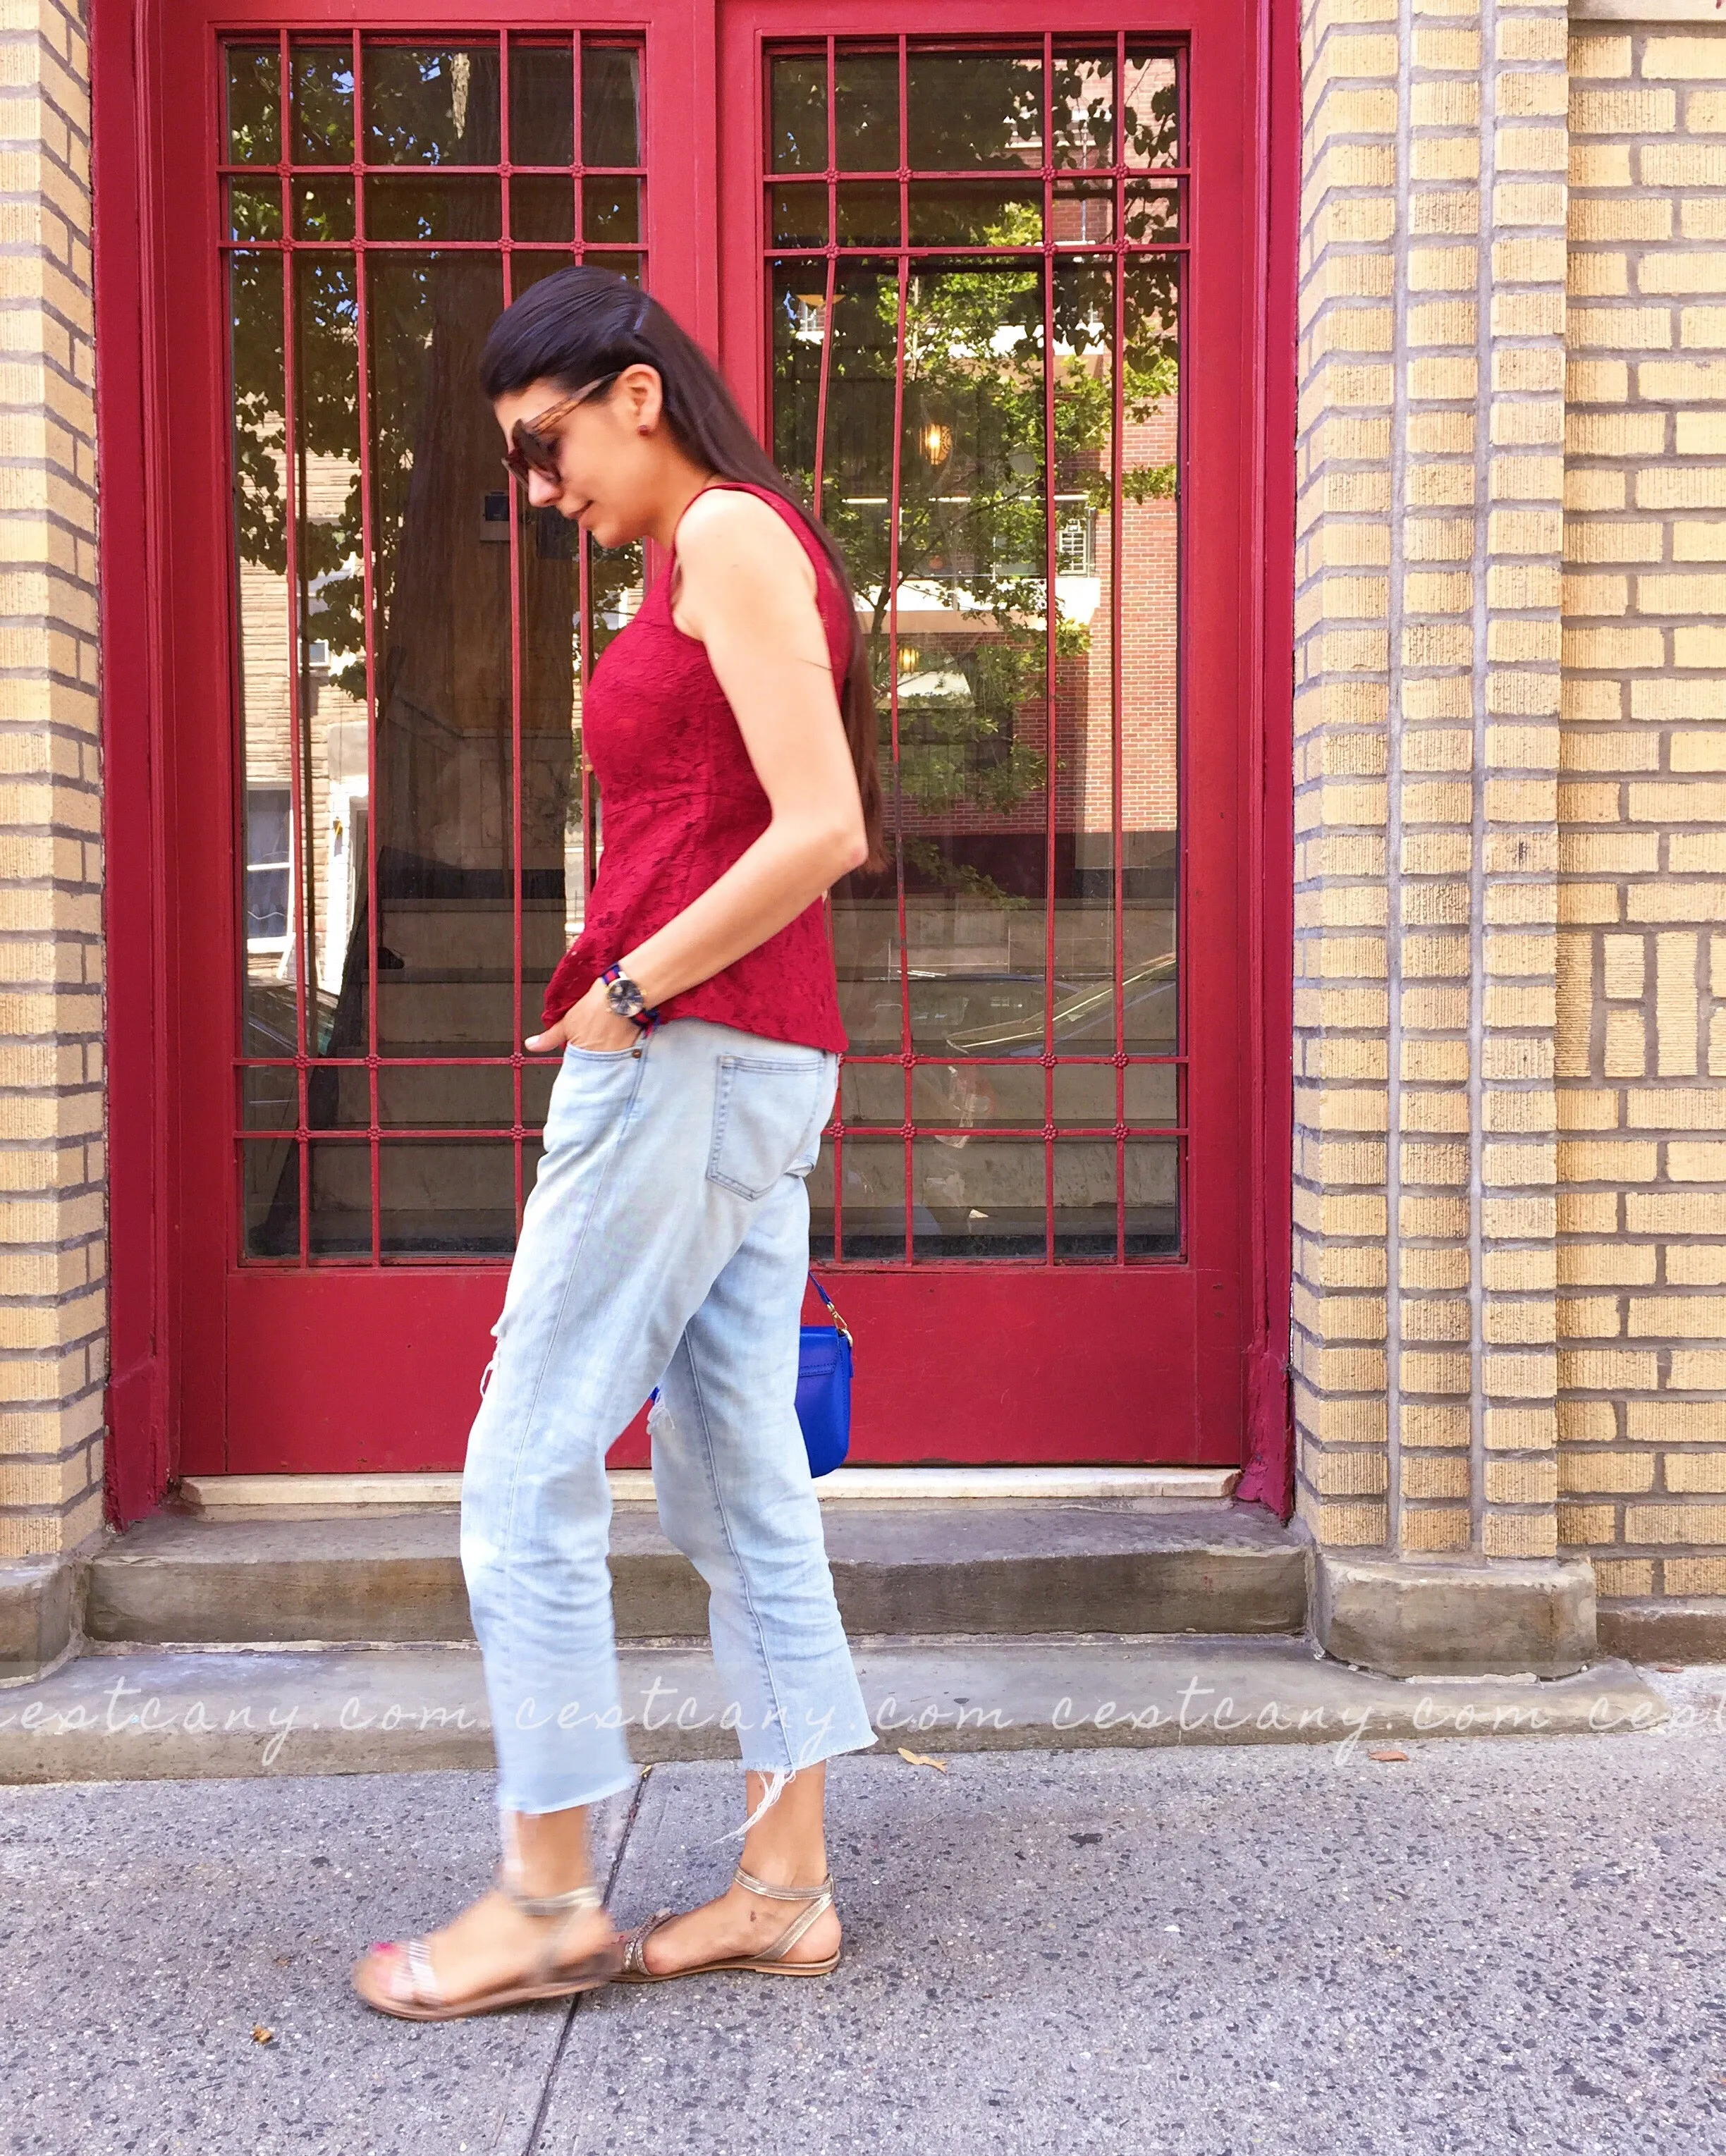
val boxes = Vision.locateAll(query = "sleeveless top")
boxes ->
[540,480,852,1054]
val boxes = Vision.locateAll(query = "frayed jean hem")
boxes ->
[733,1723,880,1779]
[496,1762,642,1818]
[713,1726,881,1842]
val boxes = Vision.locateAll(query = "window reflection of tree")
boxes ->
[231,47,606,1253]
[774,262,1176,1039]
[776,249,1177,915]
[770,51,1182,1182]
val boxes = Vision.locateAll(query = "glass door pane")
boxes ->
[766,36,1184,1267]
[226,30,647,1261]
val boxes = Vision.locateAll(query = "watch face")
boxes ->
[606,973,646,1018]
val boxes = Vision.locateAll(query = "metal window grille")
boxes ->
[224,30,646,1263]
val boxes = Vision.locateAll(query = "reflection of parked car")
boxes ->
[905,970,1046,1046]
[941,951,1179,1054]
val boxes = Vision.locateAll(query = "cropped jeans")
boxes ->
[460,1015,878,1823]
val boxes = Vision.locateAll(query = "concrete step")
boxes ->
[82,1500,1307,1648]
[0,1635,1668,1787]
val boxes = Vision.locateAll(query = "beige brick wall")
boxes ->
[0,0,102,1562]
[1560,21,1726,1611]
[1295,0,1569,1561]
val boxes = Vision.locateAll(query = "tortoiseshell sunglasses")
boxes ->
[501,373,620,488]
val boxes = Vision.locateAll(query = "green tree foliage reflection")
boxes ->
[771,50,1180,896]
[773,249,1177,854]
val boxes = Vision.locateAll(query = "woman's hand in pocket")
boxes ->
[525,979,641,1055]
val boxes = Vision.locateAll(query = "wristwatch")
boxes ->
[601,962,656,1028]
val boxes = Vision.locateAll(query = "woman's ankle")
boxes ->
[737,1848,828,1890]
[503,1804,596,1900]
[736,1763,828,1887]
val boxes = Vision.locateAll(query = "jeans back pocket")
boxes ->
[707,1053,832,1201]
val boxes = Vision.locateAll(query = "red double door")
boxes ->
[116,0,1285,1481]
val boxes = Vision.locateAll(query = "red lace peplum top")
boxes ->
[540,481,852,1054]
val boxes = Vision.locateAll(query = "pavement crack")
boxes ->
[520,1770,652,2156]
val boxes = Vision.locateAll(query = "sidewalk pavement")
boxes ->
[4,1665,1725,2156]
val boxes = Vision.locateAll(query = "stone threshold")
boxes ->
[178,1466,1241,1514]
[0,1633,1670,1787]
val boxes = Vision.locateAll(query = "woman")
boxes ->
[353,267,883,2021]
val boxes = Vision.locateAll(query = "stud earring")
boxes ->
[638,422,651,436]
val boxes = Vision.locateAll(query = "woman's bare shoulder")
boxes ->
[677,486,815,585]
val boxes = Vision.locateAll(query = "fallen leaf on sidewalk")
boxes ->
[251,2026,274,2045]
[1367,1747,1409,1763]
[897,1747,948,1772]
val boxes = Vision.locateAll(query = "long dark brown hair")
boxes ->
[479,266,884,872]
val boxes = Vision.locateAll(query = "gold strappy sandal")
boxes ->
[613,1863,841,1983]
[352,1870,623,2023]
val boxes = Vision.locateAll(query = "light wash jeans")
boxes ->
[460,1015,878,1824]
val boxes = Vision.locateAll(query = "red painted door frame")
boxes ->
[94,0,1294,1516]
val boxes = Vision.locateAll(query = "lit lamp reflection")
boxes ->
[918,418,953,470]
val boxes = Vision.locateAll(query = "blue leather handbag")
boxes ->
[795,1278,852,1478]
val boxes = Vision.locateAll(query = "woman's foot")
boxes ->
[354,1806,616,2018]
[353,1885,618,2014]
[628,1870,840,1976]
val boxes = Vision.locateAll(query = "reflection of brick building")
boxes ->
[1113,417,1180,837]
[236,451,360,1032]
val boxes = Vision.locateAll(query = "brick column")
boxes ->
[1295,0,1594,1673]
[1560,14,1726,1663]
[0,0,102,1681]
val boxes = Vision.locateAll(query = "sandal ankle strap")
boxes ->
[732,1862,833,1902]
[496,1866,606,1921]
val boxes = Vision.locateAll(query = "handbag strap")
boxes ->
[651,1278,850,1409]
[808,1274,852,1346]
